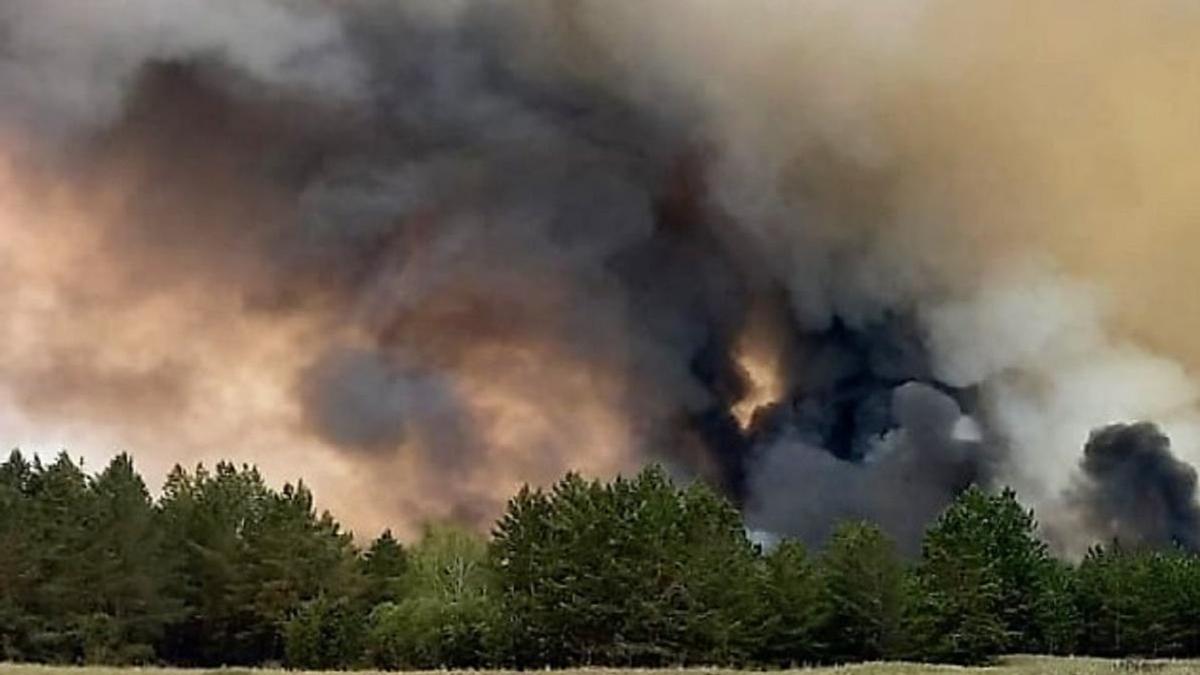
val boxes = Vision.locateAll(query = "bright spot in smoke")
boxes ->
[952,415,984,443]
[731,336,786,430]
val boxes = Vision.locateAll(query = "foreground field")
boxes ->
[3,657,1200,675]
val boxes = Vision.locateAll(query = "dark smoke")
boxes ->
[0,0,1000,547]
[1070,422,1200,549]
[4,1,1200,550]
[299,348,473,460]
[744,377,986,552]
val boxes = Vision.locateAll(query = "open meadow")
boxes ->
[4,657,1200,675]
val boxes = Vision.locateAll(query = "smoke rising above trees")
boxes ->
[1069,422,1200,550]
[1,0,1200,550]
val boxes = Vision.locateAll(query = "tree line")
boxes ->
[2,450,1200,668]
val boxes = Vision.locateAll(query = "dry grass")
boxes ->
[3,656,1200,675]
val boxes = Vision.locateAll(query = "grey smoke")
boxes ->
[746,382,984,552]
[1,0,1199,548]
[1069,422,1200,549]
[300,347,472,458]
[0,0,362,148]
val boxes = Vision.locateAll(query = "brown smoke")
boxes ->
[520,0,1200,539]
[2,0,1200,547]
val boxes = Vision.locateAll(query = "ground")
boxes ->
[2,657,1198,675]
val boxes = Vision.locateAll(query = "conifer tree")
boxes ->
[28,453,94,662]
[907,487,1013,664]
[359,529,408,607]
[491,466,759,667]
[818,521,906,662]
[756,539,827,666]
[81,454,178,663]
[0,450,37,660]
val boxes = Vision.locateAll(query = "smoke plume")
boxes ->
[2,0,1200,550]
[1066,423,1200,550]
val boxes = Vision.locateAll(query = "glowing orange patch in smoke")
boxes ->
[730,315,788,430]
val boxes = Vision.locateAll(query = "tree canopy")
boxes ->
[2,450,1199,668]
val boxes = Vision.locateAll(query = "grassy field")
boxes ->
[2,657,1199,675]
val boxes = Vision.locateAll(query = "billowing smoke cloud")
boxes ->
[1066,423,1200,550]
[2,0,1200,549]
[747,382,985,552]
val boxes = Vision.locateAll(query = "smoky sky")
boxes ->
[2,0,1200,550]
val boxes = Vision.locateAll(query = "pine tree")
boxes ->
[490,466,760,668]
[674,481,761,664]
[1167,549,1200,656]
[27,453,94,662]
[0,450,37,660]
[907,487,1013,664]
[81,454,179,663]
[284,594,365,669]
[818,521,906,662]
[1033,559,1081,655]
[157,463,359,665]
[756,539,827,666]
[1075,544,1195,657]
[359,529,408,607]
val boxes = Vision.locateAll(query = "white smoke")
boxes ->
[0,0,362,142]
